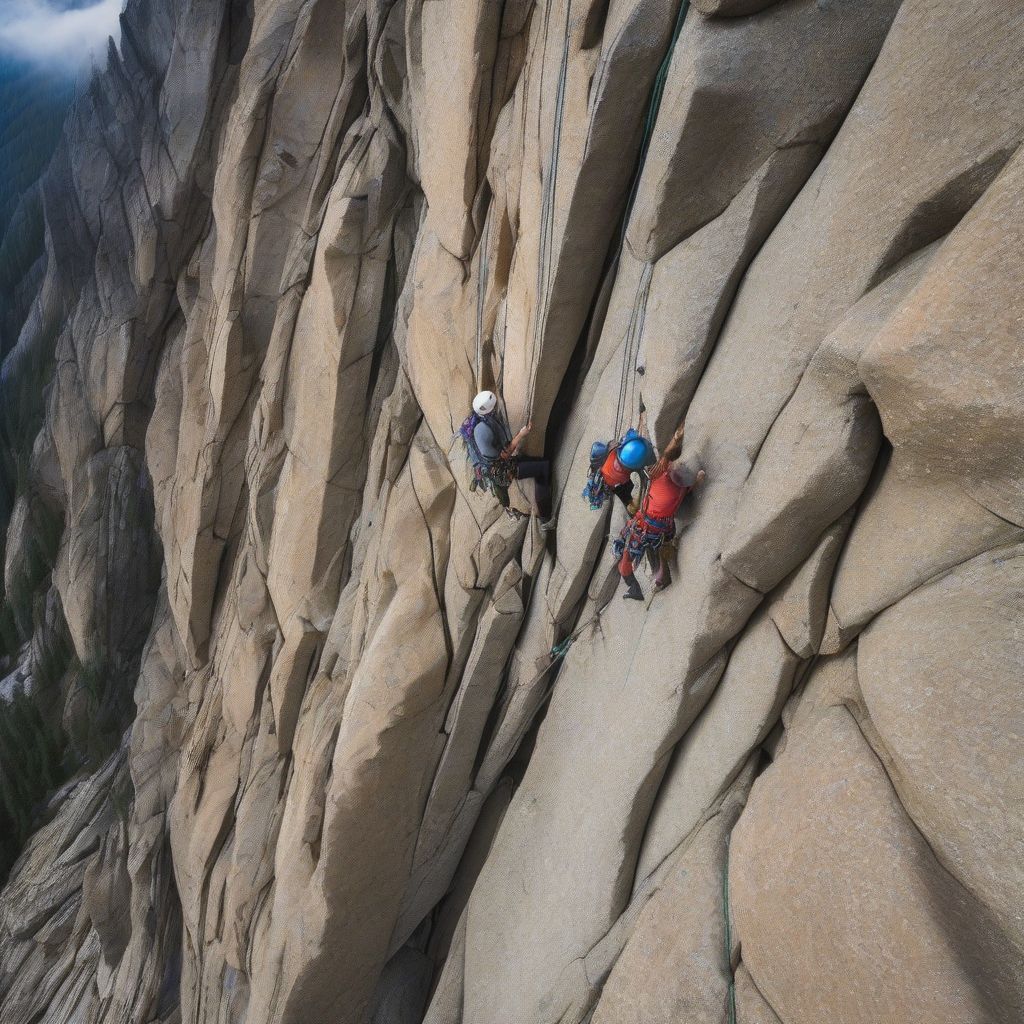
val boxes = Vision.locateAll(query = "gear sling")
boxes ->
[459,411,551,517]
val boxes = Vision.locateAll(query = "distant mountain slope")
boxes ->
[0,59,75,356]
[0,52,77,887]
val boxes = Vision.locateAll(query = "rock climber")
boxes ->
[613,420,705,601]
[460,390,553,528]
[582,410,655,513]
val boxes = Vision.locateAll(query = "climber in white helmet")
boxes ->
[459,390,553,528]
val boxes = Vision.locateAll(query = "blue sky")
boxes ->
[0,0,121,70]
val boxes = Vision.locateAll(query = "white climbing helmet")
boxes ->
[473,390,497,416]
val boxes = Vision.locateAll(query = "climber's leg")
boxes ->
[516,459,552,521]
[617,546,643,600]
[646,544,659,574]
[612,482,634,511]
[653,546,673,590]
[621,573,644,601]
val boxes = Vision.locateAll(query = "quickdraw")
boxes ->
[460,412,516,497]
[583,438,617,510]
[582,469,612,510]
[468,458,516,494]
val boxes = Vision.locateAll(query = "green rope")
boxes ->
[614,261,654,437]
[612,0,691,436]
[618,0,690,248]
[550,636,574,660]
[475,212,491,391]
[547,598,614,666]
[528,0,574,413]
[722,836,737,1024]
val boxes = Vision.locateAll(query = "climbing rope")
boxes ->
[612,262,654,439]
[612,277,641,440]
[519,1,691,433]
[549,634,574,661]
[475,211,492,393]
[628,270,651,430]
[609,0,690,440]
[510,593,614,731]
[526,0,574,416]
[722,835,738,1024]
[496,304,509,421]
[623,0,691,242]
[546,600,606,667]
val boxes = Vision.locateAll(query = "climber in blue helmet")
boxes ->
[582,410,655,513]
[614,420,705,600]
[459,390,554,529]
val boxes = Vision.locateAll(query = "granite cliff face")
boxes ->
[0,1,1022,1022]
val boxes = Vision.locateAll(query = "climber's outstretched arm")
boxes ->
[651,421,687,478]
[502,420,532,459]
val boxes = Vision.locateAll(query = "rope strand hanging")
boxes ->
[612,262,653,440]
[524,0,574,418]
[503,591,616,754]
[722,835,738,1024]
[517,0,690,431]
[608,0,691,441]
[474,211,492,393]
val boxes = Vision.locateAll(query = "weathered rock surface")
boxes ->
[0,0,1021,1022]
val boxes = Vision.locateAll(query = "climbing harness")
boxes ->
[467,458,517,494]
[613,510,675,565]
[459,412,517,497]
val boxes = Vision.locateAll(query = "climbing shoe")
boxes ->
[622,575,644,601]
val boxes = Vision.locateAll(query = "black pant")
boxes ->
[515,459,551,519]
[612,482,634,508]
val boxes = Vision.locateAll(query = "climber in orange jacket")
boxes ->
[583,410,655,513]
[613,421,705,601]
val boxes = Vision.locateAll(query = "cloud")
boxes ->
[0,0,122,70]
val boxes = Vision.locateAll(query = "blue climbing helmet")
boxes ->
[618,435,654,470]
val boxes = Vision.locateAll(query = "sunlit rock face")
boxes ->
[0,1,1022,1022]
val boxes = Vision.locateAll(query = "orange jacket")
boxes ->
[600,450,632,487]
[642,465,690,521]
